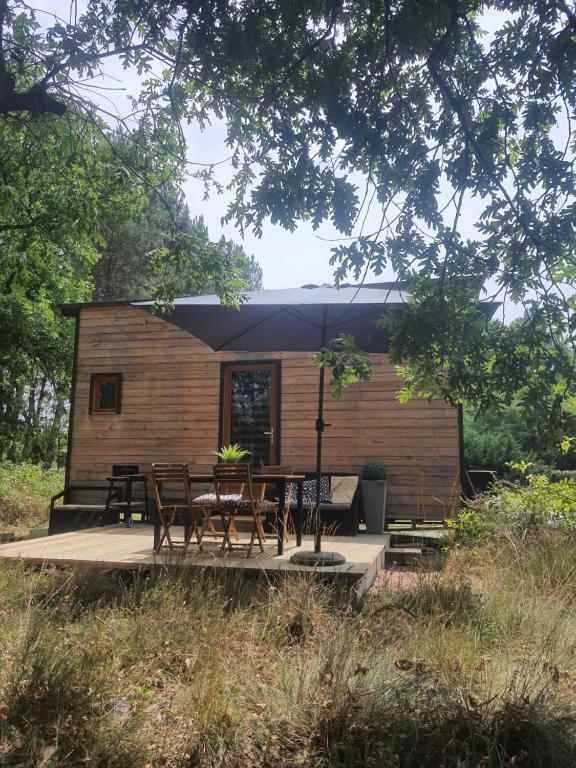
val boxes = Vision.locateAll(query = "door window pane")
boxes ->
[229,369,272,468]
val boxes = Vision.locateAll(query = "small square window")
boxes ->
[90,373,122,414]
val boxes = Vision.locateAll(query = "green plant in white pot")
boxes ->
[360,462,388,535]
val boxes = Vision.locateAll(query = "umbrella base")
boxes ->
[289,550,346,566]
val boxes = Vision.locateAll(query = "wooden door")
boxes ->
[221,363,280,467]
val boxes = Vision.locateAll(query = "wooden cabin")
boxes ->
[62,286,466,524]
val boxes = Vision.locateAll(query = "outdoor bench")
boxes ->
[288,473,360,537]
[49,484,122,535]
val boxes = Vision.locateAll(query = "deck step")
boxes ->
[389,530,447,549]
[385,545,444,569]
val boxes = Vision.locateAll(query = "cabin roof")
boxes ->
[62,281,500,316]
[134,283,409,307]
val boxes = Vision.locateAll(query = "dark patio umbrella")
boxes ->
[134,284,497,566]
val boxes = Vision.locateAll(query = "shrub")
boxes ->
[486,474,576,539]
[450,507,497,547]
[360,462,387,481]
[465,426,523,474]
[463,405,545,475]
[453,473,576,548]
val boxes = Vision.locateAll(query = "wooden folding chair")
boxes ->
[191,478,245,542]
[152,463,208,553]
[263,465,294,543]
[212,464,275,557]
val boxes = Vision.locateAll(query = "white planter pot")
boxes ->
[361,479,388,535]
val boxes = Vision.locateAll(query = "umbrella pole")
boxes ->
[289,312,346,567]
[315,364,325,553]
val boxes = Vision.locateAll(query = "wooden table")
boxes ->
[152,473,305,555]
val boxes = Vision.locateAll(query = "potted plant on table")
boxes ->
[360,462,388,534]
[212,444,250,463]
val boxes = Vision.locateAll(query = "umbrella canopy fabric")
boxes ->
[134,284,410,352]
[133,284,499,352]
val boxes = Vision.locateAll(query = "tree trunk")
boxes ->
[46,388,67,466]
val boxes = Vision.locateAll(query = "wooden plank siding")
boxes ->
[68,305,461,521]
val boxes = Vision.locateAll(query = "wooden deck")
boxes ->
[0,525,390,595]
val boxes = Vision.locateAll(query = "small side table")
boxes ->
[105,474,149,527]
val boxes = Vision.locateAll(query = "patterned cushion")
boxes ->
[193,493,240,504]
[288,476,330,505]
[194,493,275,510]
[218,497,277,510]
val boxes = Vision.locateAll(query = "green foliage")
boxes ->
[0,109,145,463]
[464,405,529,473]
[148,213,262,302]
[212,444,250,463]
[493,474,576,539]
[559,435,576,470]
[449,507,496,547]
[464,427,522,474]
[313,334,372,400]
[360,462,387,481]
[453,472,576,547]
[464,403,576,473]
[93,179,263,304]
[0,461,63,532]
[386,298,576,448]
[0,110,112,462]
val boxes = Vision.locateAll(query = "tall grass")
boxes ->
[1,536,576,767]
[0,461,63,533]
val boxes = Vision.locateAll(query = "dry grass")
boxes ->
[1,534,576,767]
